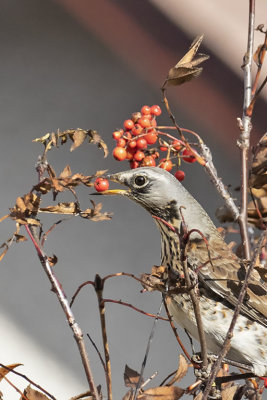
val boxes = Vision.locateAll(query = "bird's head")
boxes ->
[99,167,217,235]
[100,167,190,222]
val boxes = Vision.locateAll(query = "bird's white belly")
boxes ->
[167,293,267,376]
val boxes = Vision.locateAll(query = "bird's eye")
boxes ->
[134,175,146,186]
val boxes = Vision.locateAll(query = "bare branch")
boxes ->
[24,225,100,400]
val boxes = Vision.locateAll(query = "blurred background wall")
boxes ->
[0,1,266,398]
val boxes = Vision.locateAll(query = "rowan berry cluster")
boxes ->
[112,104,196,171]
[94,104,198,191]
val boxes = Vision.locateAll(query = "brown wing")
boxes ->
[187,234,267,328]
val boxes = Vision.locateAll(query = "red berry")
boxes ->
[138,116,151,128]
[113,146,127,161]
[160,146,168,152]
[94,178,109,192]
[132,124,143,136]
[136,138,147,149]
[152,151,160,159]
[174,170,185,181]
[172,139,183,151]
[141,155,156,167]
[130,160,139,169]
[182,149,197,163]
[134,150,145,161]
[128,140,137,149]
[117,138,126,147]
[159,159,173,171]
[145,131,158,144]
[124,119,134,130]
[125,146,135,160]
[141,105,151,115]
[112,130,122,140]
[150,118,157,127]
[150,105,161,116]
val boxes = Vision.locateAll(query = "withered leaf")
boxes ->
[255,266,267,282]
[0,363,22,382]
[88,129,109,158]
[21,385,50,400]
[166,355,188,386]
[39,202,80,215]
[221,385,238,400]
[33,178,52,194]
[124,365,142,388]
[48,254,58,267]
[253,44,265,67]
[70,129,87,152]
[193,393,203,400]
[250,133,267,198]
[81,200,113,221]
[10,193,41,224]
[164,35,209,87]
[14,234,27,243]
[32,133,50,144]
[138,386,185,400]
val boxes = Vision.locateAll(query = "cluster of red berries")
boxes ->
[112,105,161,169]
[94,104,197,192]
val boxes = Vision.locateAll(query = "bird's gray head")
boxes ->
[106,167,183,221]
[102,167,217,235]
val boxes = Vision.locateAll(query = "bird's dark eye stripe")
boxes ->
[134,175,146,186]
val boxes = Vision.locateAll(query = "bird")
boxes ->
[101,166,267,377]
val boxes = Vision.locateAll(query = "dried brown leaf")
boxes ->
[124,365,142,388]
[33,178,52,194]
[32,133,50,144]
[59,165,72,179]
[48,254,58,267]
[167,355,188,386]
[138,386,185,400]
[81,200,112,221]
[88,129,109,158]
[39,202,80,215]
[0,363,22,382]
[165,35,209,86]
[70,129,87,152]
[253,44,264,67]
[14,234,27,243]
[221,385,238,400]
[21,385,50,400]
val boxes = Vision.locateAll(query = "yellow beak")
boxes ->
[96,189,128,196]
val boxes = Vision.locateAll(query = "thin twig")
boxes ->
[161,86,240,221]
[237,0,255,260]
[2,375,29,400]
[163,298,192,362]
[24,225,100,400]
[94,274,112,400]
[103,298,168,321]
[0,363,56,400]
[202,230,266,400]
[133,300,164,400]
[87,333,107,373]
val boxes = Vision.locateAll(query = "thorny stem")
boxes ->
[237,0,255,260]
[202,231,266,400]
[94,275,113,400]
[24,225,100,400]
